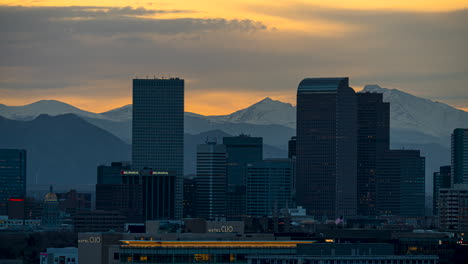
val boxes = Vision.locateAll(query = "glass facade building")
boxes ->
[132,78,184,219]
[296,77,357,219]
[196,142,227,219]
[0,149,26,215]
[356,92,390,216]
[246,159,293,217]
[376,150,425,217]
[433,165,451,216]
[452,128,468,184]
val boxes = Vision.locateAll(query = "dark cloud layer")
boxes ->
[0,5,467,110]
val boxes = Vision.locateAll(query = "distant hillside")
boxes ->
[0,114,131,185]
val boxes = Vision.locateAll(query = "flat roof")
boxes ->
[120,240,315,248]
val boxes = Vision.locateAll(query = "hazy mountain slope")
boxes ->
[363,85,468,146]
[0,100,102,121]
[0,114,131,185]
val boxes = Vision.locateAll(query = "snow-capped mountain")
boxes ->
[205,97,296,128]
[0,100,102,121]
[362,85,468,144]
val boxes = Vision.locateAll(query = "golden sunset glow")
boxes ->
[1,0,467,114]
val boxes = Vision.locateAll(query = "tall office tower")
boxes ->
[95,162,143,222]
[0,149,26,215]
[246,159,293,217]
[196,142,227,219]
[433,165,451,216]
[376,150,425,217]
[452,128,468,184]
[223,135,263,186]
[296,77,357,219]
[132,78,184,219]
[141,170,176,220]
[438,184,468,231]
[356,92,390,216]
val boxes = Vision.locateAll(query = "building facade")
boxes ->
[132,78,184,219]
[433,165,451,216]
[296,77,357,219]
[223,135,263,186]
[356,92,390,216]
[0,149,26,215]
[246,159,293,217]
[96,163,143,223]
[196,142,227,219]
[452,128,468,184]
[376,150,425,217]
[438,184,468,231]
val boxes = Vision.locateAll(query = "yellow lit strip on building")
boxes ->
[120,240,314,248]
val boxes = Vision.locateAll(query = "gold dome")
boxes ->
[44,192,58,202]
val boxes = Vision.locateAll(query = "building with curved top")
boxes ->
[42,185,61,228]
[296,77,357,219]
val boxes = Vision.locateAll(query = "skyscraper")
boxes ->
[356,92,390,216]
[296,77,357,219]
[433,165,451,216]
[132,78,184,219]
[246,159,293,217]
[195,142,227,219]
[223,135,263,186]
[452,128,468,184]
[376,150,425,217]
[0,149,26,215]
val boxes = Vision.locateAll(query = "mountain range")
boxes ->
[1,85,466,191]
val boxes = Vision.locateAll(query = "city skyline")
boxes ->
[1,1,467,114]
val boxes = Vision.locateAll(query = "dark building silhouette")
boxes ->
[356,92,390,216]
[73,210,126,233]
[296,77,357,219]
[246,159,293,217]
[433,165,451,216]
[141,169,176,220]
[0,149,26,215]
[183,177,196,218]
[57,189,91,216]
[196,142,227,219]
[376,150,425,217]
[132,78,184,219]
[226,185,246,220]
[223,135,262,219]
[95,162,143,223]
[452,128,468,184]
[223,135,263,186]
[288,136,297,159]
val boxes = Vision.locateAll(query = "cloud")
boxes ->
[0,5,467,113]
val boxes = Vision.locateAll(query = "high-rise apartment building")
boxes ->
[132,78,184,219]
[452,128,468,184]
[376,150,425,217]
[195,142,227,219]
[433,165,451,216]
[246,159,293,217]
[0,149,26,215]
[356,92,390,216]
[296,77,357,219]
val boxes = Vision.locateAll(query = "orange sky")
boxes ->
[1,0,467,114]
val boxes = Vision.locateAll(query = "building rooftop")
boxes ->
[297,77,349,94]
[120,240,315,248]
